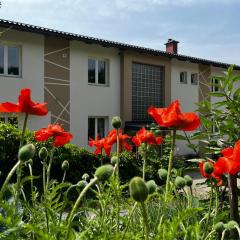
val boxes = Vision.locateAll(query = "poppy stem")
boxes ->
[142,146,147,181]
[65,177,98,239]
[28,163,34,203]
[140,202,149,240]
[19,113,29,148]
[0,160,21,199]
[116,129,120,180]
[46,147,55,191]
[164,129,176,201]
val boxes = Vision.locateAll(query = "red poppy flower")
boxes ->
[107,129,132,151]
[132,127,163,146]
[148,100,200,131]
[35,124,73,147]
[0,88,48,116]
[89,135,112,156]
[199,160,223,186]
[214,140,240,176]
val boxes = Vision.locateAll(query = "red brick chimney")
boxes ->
[165,39,179,54]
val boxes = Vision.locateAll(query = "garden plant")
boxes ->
[0,66,240,239]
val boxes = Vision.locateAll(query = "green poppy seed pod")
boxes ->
[111,116,122,129]
[129,177,148,202]
[214,222,225,233]
[175,176,186,189]
[158,168,168,181]
[203,162,214,174]
[94,164,114,181]
[62,160,69,171]
[111,156,118,165]
[38,147,48,160]
[77,180,88,188]
[82,173,90,181]
[18,144,36,162]
[184,175,193,187]
[226,220,238,230]
[146,180,157,195]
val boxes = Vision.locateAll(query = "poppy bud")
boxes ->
[111,156,118,165]
[62,160,69,171]
[18,144,36,162]
[39,147,48,160]
[111,116,122,129]
[146,180,157,194]
[129,177,148,202]
[77,180,87,188]
[158,168,168,181]
[175,176,186,189]
[94,164,114,181]
[82,173,90,181]
[226,220,238,230]
[203,162,214,174]
[184,175,193,187]
[214,222,225,232]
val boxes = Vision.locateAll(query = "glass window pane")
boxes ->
[88,117,95,139]
[98,60,106,84]
[8,47,20,75]
[8,116,18,127]
[88,59,96,83]
[97,118,105,138]
[0,46,4,74]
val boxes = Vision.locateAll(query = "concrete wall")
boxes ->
[70,41,120,147]
[171,59,199,155]
[0,28,50,130]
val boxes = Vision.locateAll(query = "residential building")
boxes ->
[0,19,239,154]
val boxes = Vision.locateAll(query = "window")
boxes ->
[88,117,108,140]
[212,78,219,92]
[0,115,18,127]
[180,72,187,84]
[191,73,198,85]
[132,62,164,120]
[0,45,21,76]
[88,59,108,85]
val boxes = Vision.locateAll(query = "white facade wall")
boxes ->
[0,29,50,130]
[70,41,120,147]
[171,59,199,155]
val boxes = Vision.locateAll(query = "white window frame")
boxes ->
[88,58,109,86]
[180,71,187,84]
[88,116,108,140]
[211,78,219,92]
[191,73,198,85]
[0,44,22,77]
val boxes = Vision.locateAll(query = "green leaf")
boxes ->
[208,92,226,97]
[175,134,186,141]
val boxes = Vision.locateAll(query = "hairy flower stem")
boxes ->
[42,158,46,195]
[15,113,29,209]
[140,202,149,240]
[121,202,138,240]
[203,178,214,238]
[0,160,21,199]
[142,149,147,181]
[28,163,34,202]
[164,129,176,201]
[65,177,98,239]
[228,174,239,238]
[46,148,55,191]
[116,129,120,180]
[62,171,66,183]
[19,113,29,148]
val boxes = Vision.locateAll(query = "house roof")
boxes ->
[0,19,239,70]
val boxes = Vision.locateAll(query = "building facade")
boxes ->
[0,19,239,154]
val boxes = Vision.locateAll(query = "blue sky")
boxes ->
[1,0,240,65]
